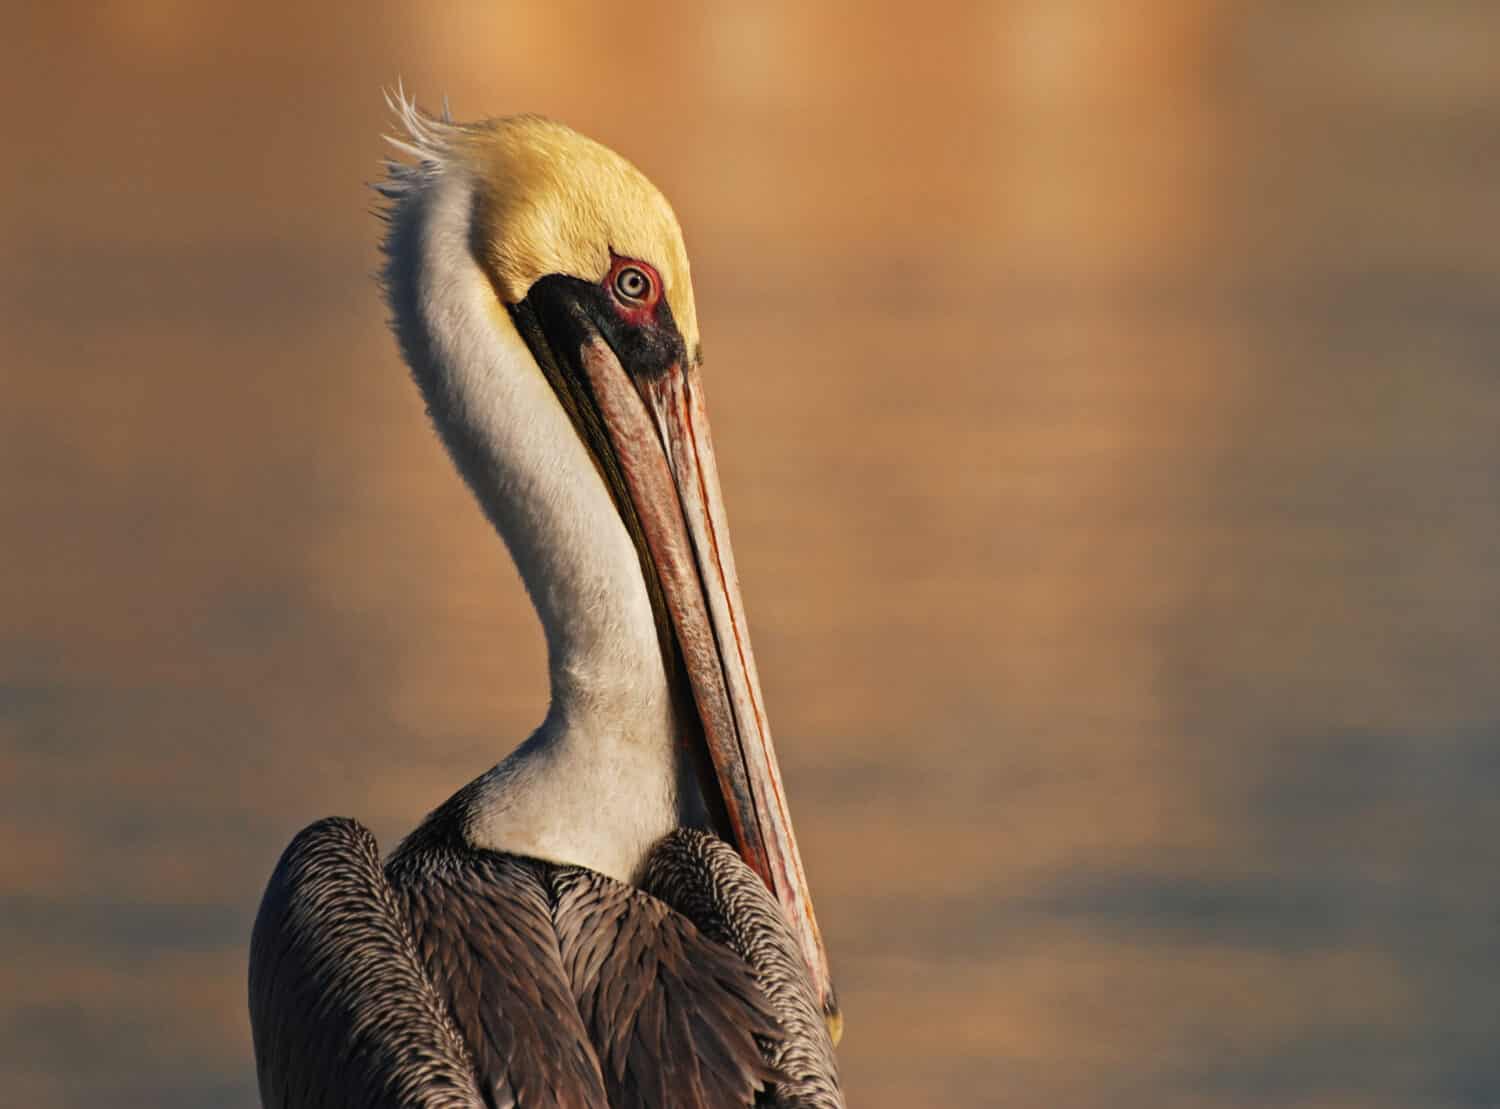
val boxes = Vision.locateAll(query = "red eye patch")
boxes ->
[606,254,662,325]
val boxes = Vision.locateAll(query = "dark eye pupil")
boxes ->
[617,268,648,300]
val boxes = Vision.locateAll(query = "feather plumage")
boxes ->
[250,819,843,1107]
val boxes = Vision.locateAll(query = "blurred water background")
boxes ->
[3,3,1498,1105]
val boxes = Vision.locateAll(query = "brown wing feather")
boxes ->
[643,830,843,1109]
[388,845,610,1108]
[248,818,484,1109]
[254,818,836,1109]
[549,864,781,1109]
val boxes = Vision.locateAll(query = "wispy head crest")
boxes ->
[372,81,461,207]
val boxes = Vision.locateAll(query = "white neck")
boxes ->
[385,166,692,882]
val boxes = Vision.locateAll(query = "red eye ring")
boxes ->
[606,255,661,312]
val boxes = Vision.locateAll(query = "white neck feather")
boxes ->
[385,165,691,882]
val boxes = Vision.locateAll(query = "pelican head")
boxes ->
[376,99,837,1035]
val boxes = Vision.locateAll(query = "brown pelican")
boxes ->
[248,96,842,1108]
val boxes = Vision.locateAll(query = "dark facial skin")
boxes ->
[511,256,688,388]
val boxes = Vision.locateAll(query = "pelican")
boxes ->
[248,97,842,1108]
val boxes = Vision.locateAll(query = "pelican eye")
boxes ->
[613,265,652,304]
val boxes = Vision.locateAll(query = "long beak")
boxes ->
[584,338,839,1035]
[510,286,838,1035]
